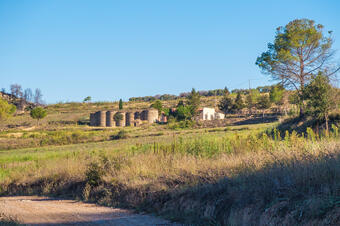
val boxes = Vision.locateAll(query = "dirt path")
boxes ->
[0,196,174,225]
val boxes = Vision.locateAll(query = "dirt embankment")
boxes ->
[0,196,175,225]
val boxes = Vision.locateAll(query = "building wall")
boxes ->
[202,107,215,120]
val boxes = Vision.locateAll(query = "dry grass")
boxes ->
[0,123,339,224]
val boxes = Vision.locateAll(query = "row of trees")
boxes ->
[1,84,44,105]
[129,86,277,102]
[218,85,284,117]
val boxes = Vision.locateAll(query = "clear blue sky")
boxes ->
[1,0,339,103]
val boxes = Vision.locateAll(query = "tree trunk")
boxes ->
[299,59,305,118]
[299,105,304,118]
[325,114,329,136]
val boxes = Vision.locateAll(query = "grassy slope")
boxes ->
[1,121,340,225]
[1,101,340,225]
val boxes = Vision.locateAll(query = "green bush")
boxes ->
[85,162,104,186]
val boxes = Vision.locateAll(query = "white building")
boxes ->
[198,107,225,120]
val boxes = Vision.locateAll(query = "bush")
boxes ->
[85,162,104,187]
[111,130,128,140]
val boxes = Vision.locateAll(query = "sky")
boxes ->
[1,0,339,103]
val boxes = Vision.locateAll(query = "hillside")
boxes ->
[0,91,37,113]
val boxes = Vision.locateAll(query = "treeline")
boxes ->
[1,84,44,105]
[129,86,276,102]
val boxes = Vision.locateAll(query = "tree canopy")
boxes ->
[119,99,123,110]
[30,107,47,125]
[187,88,201,117]
[218,93,233,114]
[269,85,285,105]
[0,97,16,120]
[150,100,163,115]
[304,73,337,132]
[256,19,339,116]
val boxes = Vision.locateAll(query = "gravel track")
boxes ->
[0,196,174,226]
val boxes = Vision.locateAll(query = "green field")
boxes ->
[1,116,339,224]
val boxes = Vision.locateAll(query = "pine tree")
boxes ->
[119,99,123,110]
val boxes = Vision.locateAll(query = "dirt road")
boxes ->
[0,196,174,225]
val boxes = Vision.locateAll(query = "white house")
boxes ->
[198,107,225,120]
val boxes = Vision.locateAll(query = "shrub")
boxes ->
[85,162,104,187]
[30,107,47,125]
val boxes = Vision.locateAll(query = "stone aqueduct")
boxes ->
[90,109,159,127]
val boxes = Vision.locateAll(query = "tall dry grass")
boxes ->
[0,126,339,224]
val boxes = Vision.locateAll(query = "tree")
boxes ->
[270,85,285,114]
[176,105,192,121]
[150,100,163,115]
[218,94,233,114]
[10,84,23,98]
[187,88,200,117]
[233,92,245,113]
[177,100,185,107]
[256,19,339,117]
[34,88,43,105]
[0,97,16,120]
[119,99,123,110]
[257,95,271,117]
[30,107,47,125]
[83,96,91,103]
[246,89,260,115]
[24,88,33,102]
[304,73,337,133]
[223,86,230,96]
[269,85,284,105]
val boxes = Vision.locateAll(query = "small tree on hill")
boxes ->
[151,100,163,115]
[0,97,16,120]
[270,85,284,105]
[187,88,200,118]
[83,96,91,103]
[246,89,260,115]
[270,85,285,114]
[10,84,23,98]
[223,86,230,96]
[304,73,337,133]
[119,99,123,110]
[34,88,43,105]
[176,105,192,121]
[30,107,47,126]
[233,92,245,114]
[24,88,33,102]
[218,93,233,114]
[257,95,271,118]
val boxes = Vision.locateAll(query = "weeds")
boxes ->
[0,124,339,224]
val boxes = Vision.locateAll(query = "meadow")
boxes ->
[1,116,339,225]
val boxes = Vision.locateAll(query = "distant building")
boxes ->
[198,107,225,120]
[90,109,159,127]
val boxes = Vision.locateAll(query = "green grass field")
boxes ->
[1,117,339,224]
[1,99,340,225]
